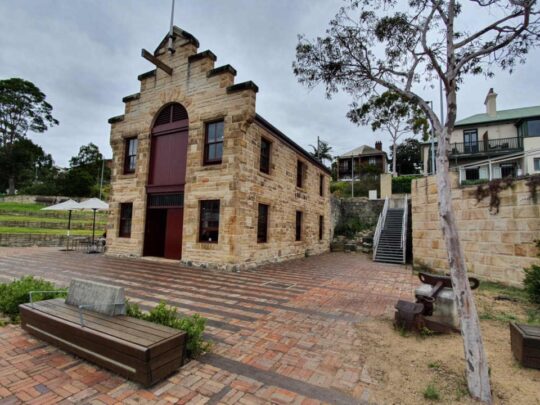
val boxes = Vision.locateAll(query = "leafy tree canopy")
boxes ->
[393,138,423,175]
[0,78,58,194]
[308,140,333,166]
[0,139,55,193]
[0,78,58,147]
[348,91,430,141]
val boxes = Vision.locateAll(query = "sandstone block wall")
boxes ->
[411,174,539,286]
[0,234,68,248]
[332,197,384,233]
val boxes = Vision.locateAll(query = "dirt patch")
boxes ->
[355,288,540,404]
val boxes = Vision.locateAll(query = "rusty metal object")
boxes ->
[394,272,480,334]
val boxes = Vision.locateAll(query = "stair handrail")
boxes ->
[373,196,389,260]
[401,194,408,263]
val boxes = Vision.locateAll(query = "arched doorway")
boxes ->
[143,103,188,259]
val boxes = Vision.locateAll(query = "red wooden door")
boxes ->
[164,208,183,260]
[143,209,167,257]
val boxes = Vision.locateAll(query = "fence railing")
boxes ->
[372,196,389,260]
[401,194,408,263]
[449,136,522,156]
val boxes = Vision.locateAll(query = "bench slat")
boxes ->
[32,300,157,347]
[35,300,165,345]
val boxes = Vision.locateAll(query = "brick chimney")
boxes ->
[484,88,497,117]
[375,141,382,151]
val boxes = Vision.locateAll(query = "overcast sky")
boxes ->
[1,0,539,167]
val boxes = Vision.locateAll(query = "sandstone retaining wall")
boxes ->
[0,234,68,248]
[411,174,539,286]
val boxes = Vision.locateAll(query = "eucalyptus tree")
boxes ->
[293,1,539,402]
[348,91,429,175]
[0,78,58,194]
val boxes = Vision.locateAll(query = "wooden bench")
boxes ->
[20,279,186,386]
[510,322,540,370]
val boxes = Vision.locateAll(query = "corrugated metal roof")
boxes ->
[455,105,540,127]
[338,145,385,158]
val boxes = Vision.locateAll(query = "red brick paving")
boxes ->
[0,248,415,404]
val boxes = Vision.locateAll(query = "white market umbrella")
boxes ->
[78,198,109,246]
[42,199,82,250]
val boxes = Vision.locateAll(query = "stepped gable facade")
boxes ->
[106,27,331,269]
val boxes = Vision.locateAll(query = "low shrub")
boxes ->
[330,176,380,198]
[126,300,211,358]
[523,264,540,305]
[392,175,422,194]
[334,217,373,238]
[423,383,440,401]
[0,276,66,321]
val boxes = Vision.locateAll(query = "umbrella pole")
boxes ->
[92,209,96,246]
[67,210,72,251]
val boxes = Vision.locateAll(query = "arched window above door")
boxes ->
[153,103,188,134]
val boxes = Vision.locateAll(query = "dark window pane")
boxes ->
[465,168,480,180]
[208,124,216,142]
[260,138,271,174]
[204,121,224,164]
[119,203,133,238]
[295,211,302,241]
[319,175,324,196]
[208,144,216,161]
[319,215,324,240]
[297,161,304,188]
[257,204,269,243]
[527,120,540,137]
[199,200,220,243]
[124,137,138,174]
[216,121,224,141]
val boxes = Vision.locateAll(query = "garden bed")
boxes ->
[354,282,540,404]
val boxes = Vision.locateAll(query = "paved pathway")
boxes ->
[0,248,415,404]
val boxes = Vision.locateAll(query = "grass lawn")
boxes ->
[0,202,46,212]
[0,227,99,236]
[0,202,107,220]
[0,215,106,225]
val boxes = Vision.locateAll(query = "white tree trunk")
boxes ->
[436,122,492,403]
[392,141,397,176]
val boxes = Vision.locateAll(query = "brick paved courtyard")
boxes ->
[0,248,415,404]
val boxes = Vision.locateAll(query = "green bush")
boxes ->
[0,276,65,321]
[334,217,373,238]
[392,175,422,194]
[423,383,440,401]
[524,264,540,305]
[126,301,210,358]
[330,177,380,198]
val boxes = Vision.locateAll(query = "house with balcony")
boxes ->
[336,142,388,181]
[422,88,540,182]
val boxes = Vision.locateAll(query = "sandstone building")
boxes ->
[106,27,331,269]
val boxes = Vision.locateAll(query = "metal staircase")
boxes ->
[373,195,408,264]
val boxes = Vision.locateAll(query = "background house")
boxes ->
[336,142,388,181]
[422,88,540,182]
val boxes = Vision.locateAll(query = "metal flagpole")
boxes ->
[351,157,355,198]
[168,0,176,53]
